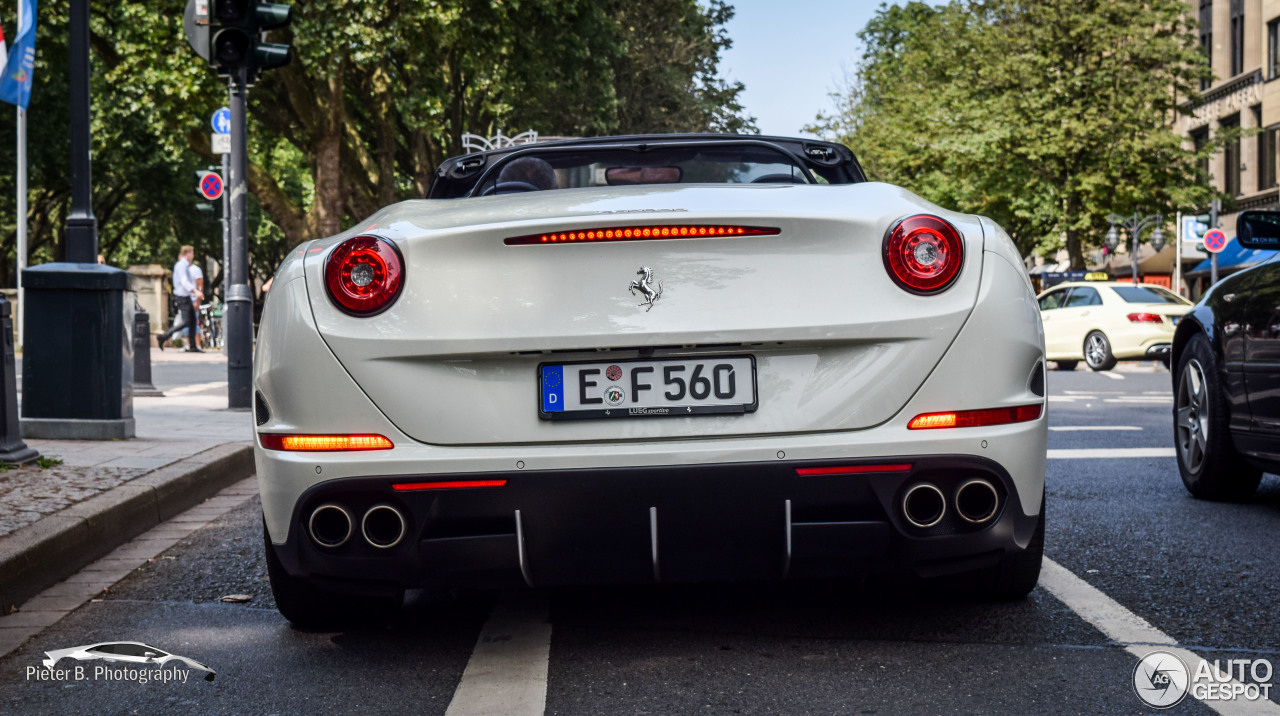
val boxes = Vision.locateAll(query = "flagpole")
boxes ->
[15,0,26,349]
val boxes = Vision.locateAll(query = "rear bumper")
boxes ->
[267,454,1041,592]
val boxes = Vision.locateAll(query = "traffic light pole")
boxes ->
[226,67,252,410]
[65,0,97,263]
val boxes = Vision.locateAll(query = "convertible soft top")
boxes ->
[428,134,866,199]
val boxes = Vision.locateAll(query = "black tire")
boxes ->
[1053,360,1078,371]
[1083,331,1117,371]
[1174,334,1261,501]
[264,524,404,628]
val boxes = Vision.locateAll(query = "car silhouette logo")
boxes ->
[42,641,216,681]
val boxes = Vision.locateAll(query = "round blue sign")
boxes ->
[211,107,231,134]
[1203,228,1227,253]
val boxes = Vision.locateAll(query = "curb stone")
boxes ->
[0,443,254,609]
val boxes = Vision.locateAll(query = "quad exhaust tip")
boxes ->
[955,479,999,524]
[309,504,354,548]
[902,483,946,528]
[361,505,407,549]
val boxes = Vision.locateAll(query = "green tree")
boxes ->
[0,0,753,293]
[813,0,1212,269]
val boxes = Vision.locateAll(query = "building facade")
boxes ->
[1183,0,1280,232]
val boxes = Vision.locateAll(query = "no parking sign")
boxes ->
[1203,228,1227,253]
[198,171,224,201]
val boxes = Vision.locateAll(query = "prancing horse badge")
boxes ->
[628,267,663,311]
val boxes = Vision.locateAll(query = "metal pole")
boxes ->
[1174,212,1182,296]
[65,0,98,264]
[1210,199,1220,286]
[226,66,252,410]
[1131,214,1140,286]
[15,0,26,349]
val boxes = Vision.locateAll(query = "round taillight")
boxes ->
[882,214,964,294]
[324,236,404,316]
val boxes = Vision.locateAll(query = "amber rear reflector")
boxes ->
[907,404,1043,430]
[504,225,780,245]
[795,464,913,476]
[258,434,394,451]
[392,479,508,491]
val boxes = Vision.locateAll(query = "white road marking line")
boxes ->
[1048,426,1143,432]
[145,380,227,397]
[1064,390,1122,395]
[1143,391,1170,395]
[1040,558,1280,715]
[445,591,552,716]
[1047,448,1174,459]
[1099,372,1126,380]
[1104,398,1172,404]
[1048,396,1079,403]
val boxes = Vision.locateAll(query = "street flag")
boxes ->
[0,0,37,108]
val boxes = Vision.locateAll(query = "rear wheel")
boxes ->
[1174,335,1261,501]
[1083,331,1116,371]
[264,523,404,628]
[1053,360,1078,371]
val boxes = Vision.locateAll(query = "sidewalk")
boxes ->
[0,348,255,608]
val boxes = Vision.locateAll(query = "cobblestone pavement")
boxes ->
[1,350,252,538]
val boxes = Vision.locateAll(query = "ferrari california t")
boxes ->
[252,135,1048,625]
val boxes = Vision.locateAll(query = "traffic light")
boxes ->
[209,1,292,77]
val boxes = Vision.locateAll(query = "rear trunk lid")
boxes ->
[302,183,986,445]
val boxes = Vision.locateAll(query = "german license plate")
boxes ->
[539,356,757,420]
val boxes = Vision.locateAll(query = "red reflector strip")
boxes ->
[504,225,780,245]
[907,404,1043,430]
[258,434,394,451]
[795,464,913,476]
[392,479,508,491]
[1126,313,1164,323]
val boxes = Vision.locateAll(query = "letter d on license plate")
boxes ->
[539,356,757,420]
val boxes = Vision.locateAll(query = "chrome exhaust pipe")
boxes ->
[361,505,407,549]
[955,479,999,524]
[309,504,353,548]
[902,483,946,528]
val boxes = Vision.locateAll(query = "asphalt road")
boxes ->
[3,361,1278,715]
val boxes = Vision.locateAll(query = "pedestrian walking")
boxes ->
[157,246,203,352]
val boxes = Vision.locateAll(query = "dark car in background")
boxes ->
[1171,210,1280,500]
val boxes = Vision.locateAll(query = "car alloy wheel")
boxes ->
[1174,358,1208,474]
[1083,331,1116,371]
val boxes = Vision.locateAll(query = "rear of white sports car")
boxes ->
[253,172,1046,623]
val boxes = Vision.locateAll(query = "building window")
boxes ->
[1222,114,1241,197]
[1192,127,1210,183]
[1201,0,1214,90]
[1270,18,1280,79]
[1231,0,1245,77]
[1261,126,1279,192]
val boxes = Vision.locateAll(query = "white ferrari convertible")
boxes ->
[252,135,1047,625]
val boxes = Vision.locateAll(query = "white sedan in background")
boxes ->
[1037,281,1192,371]
[252,134,1048,626]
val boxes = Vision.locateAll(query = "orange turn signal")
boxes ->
[258,434,394,451]
[907,404,1042,430]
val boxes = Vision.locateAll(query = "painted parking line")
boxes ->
[1099,372,1126,380]
[1040,558,1280,715]
[1104,397,1172,404]
[145,381,227,397]
[445,591,552,716]
[1048,426,1143,432]
[1047,448,1175,459]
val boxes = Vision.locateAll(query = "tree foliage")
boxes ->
[0,0,754,291]
[811,0,1212,268]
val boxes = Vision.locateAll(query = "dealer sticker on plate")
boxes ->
[539,356,758,420]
